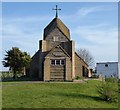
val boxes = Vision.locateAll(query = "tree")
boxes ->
[21,52,31,75]
[97,78,118,102]
[2,47,31,79]
[76,48,94,67]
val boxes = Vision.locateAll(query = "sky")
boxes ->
[1,2,118,71]
[1,0,119,2]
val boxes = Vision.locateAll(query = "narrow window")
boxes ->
[61,60,65,65]
[51,60,55,65]
[51,59,65,65]
[53,36,58,41]
[56,60,60,65]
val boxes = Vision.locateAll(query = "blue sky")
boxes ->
[1,2,118,71]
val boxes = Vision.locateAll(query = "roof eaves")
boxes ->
[45,44,71,58]
[75,52,88,66]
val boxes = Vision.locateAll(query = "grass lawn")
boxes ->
[2,80,118,108]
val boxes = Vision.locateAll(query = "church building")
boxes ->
[29,5,89,81]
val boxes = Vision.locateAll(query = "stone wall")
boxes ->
[46,46,68,58]
[44,18,70,40]
[43,57,72,81]
[65,57,72,81]
[60,41,72,57]
[75,53,83,77]
[50,65,65,81]
[45,28,68,42]
[75,53,89,77]
[44,57,50,81]
[29,50,40,78]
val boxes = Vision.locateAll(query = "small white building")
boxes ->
[96,62,119,78]
[118,62,120,79]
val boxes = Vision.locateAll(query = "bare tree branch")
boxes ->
[76,48,94,67]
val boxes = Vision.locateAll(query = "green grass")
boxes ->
[2,80,118,108]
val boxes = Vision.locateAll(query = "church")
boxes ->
[29,5,89,81]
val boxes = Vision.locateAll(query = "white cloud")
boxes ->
[72,24,118,45]
[73,24,118,62]
[3,24,23,37]
[1,20,42,71]
[3,16,52,23]
[2,23,42,56]
[62,5,108,20]
[76,7,101,17]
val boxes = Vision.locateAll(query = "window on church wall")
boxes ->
[51,59,65,65]
[56,60,60,65]
[53,36,58,41]
[51,60,55,65]
[61,60,65,65]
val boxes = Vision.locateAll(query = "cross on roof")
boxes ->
[52,5,61,18]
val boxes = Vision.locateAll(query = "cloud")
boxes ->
[2,23,42,56]
[2,17,44,70]
[3,15,52,23]
[73,26,117,45]
[60,5,115,27]
[61,6,107,21]
[3,24,23,37]
[76,7,101,17]
[73,24,118,62]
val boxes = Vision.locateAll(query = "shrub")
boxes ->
[97,78,118,103]
[105,77,118,83]
[75,76,83,80]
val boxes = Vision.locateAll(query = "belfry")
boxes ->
[29,5,89,81]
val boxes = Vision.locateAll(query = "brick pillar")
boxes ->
[44,57,50,81]
[39,40,47,80]
[39,40,46,52]
[71,40,75,79]
[65,57,72,81]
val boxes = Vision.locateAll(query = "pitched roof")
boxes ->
[45,44,71,58]
[75,52,88,66]
[31,50,40,59]
[44,17,70,40]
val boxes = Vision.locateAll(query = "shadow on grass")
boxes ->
[55,92,102,102]
[2,77,40,82]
